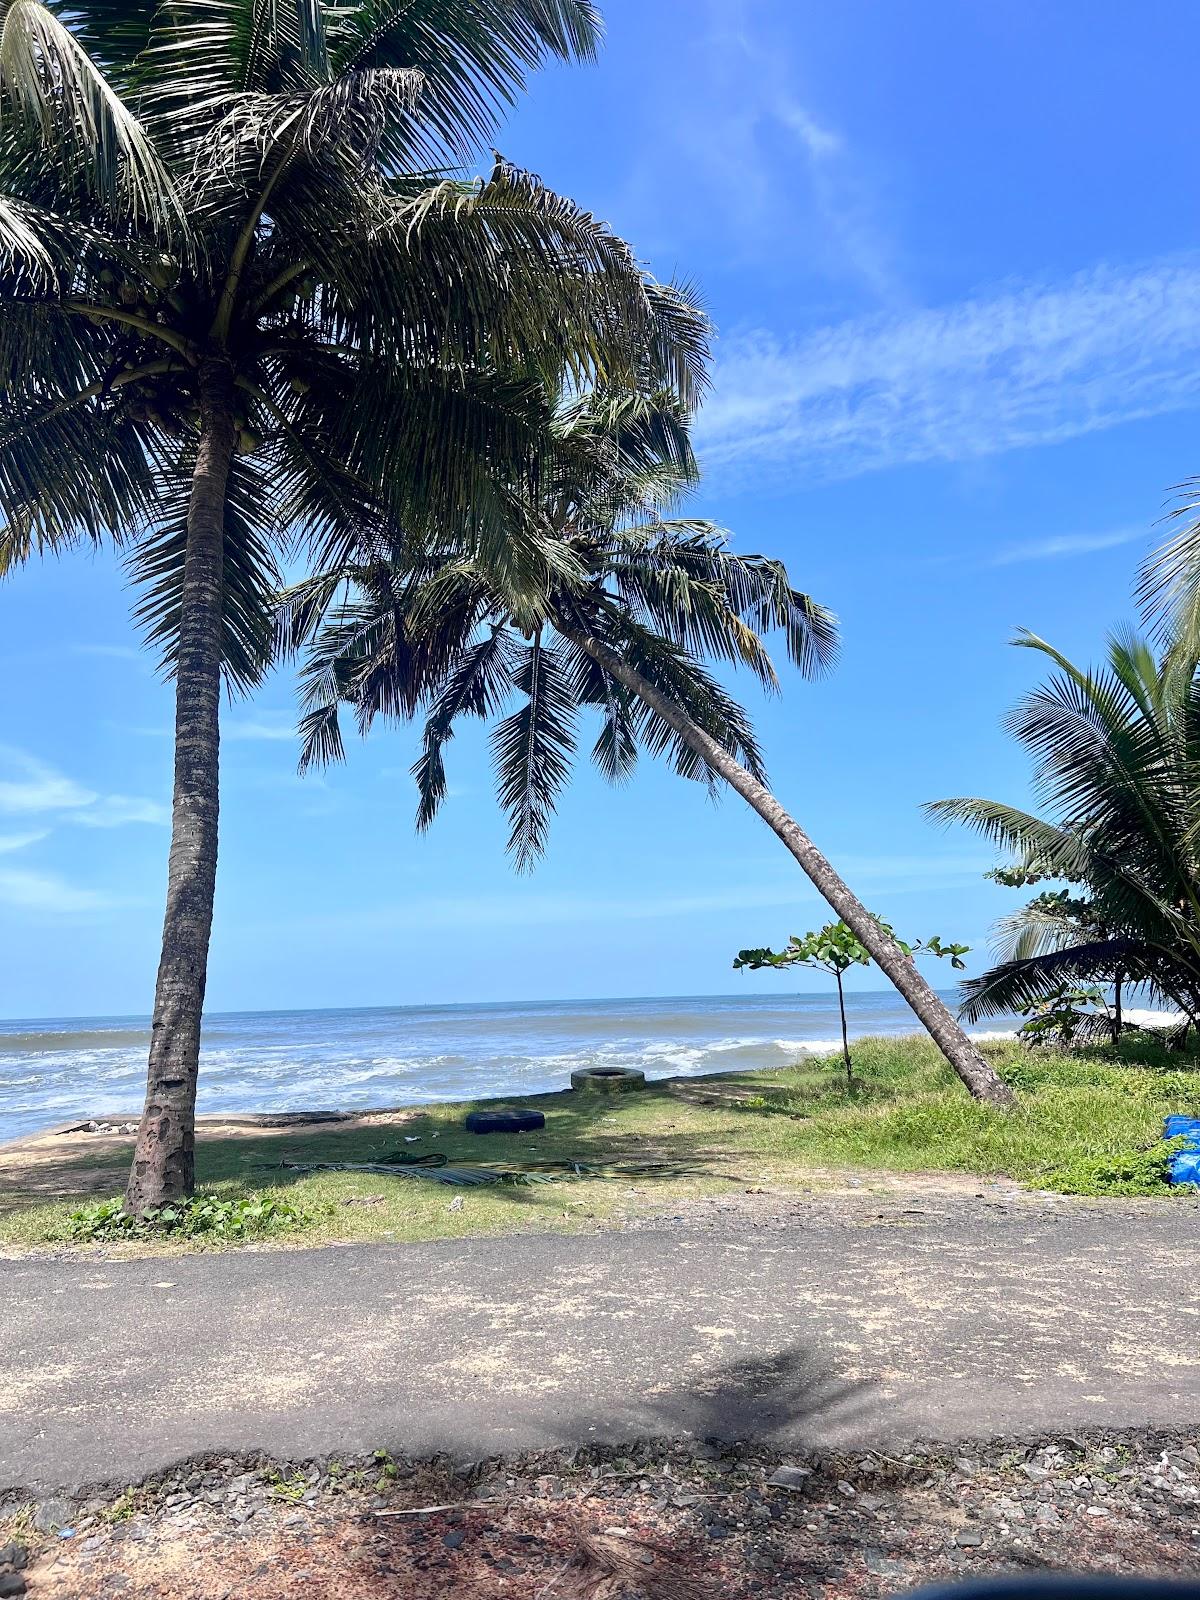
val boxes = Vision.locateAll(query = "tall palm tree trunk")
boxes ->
[570,629,1015,1108]
[126,359,235,1214]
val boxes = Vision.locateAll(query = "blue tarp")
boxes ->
[1164,1114,1200,1185]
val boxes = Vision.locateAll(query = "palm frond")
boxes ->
[491,634,579,869]
[413,625,516,829]
[0,0,180,226]
[958,938,1147,1023]
[129,456,282,693]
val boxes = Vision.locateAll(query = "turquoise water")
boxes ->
[0,990,1004,1143]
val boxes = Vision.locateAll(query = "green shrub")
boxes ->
[60,1191,311,1242]
[1040,1136,1191,1197]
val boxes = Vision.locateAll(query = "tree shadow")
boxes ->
[0,1076,775,1214]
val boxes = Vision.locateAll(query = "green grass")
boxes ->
[1,1033,1197,1253]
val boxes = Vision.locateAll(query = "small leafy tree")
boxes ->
[734,922,968,1091]
[1015,982,1112,1048]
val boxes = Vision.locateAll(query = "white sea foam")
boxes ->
[0,990,1027,1142]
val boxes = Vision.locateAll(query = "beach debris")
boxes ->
[559,1521,715,1599]
[465,1108,546,1134]
[570,1066,646,1094]
[271,1155,710,1188]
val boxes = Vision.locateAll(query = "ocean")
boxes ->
[0,990,1011,1144]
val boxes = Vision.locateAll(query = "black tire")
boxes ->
[464,1109,546,1135]
[569,1066,646,1093]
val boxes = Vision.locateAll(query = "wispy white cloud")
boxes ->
[0,748,94,815]
[293,852,985,938]
[989,528,1146,567]
[0,866,123,915]
[75,795,170,828]
[833,852,990,884]
[224,712,297,743]
[697,257,1200,486]
[0,830,47,854]
[69,643,142,662]
[616,0,897,297]
[0,747,166,828]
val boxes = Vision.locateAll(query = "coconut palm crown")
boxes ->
[280,391,838,866]
[928,629,1200,1028]
[0,0,707,1209]
[281,394,1015,1109]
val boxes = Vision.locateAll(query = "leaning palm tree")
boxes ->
[0,0,707,1210]
[929,628,1200,1031]
[284,394,1014,1106]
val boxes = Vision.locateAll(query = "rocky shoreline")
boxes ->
[3,1427,1198,1597]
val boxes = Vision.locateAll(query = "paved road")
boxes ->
[3,1193,1198,1493]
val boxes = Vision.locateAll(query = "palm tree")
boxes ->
[0,0,707,1211]
[928,629,1200,1032]
[283,395,1014,1106]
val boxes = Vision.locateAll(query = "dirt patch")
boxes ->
[5,1431,1199,1599]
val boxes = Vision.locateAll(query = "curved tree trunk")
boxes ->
[570,630,1015,1109]
[126,359,236,1214]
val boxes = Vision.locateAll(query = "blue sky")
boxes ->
[3,0,1200,1019]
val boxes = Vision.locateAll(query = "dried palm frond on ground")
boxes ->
[557,1521,715,1600]
[272,1156,715,1188]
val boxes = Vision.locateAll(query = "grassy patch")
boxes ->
[1,1033,1197,1253]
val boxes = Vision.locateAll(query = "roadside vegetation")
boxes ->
[1,1034,1196,1256]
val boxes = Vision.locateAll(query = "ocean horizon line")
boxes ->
[0,986,957,1031]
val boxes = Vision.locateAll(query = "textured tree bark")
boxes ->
[834,967,853,1093]
[1112,969,1123,1047]
[125,359,235,1214]
[570,629,1016,1108]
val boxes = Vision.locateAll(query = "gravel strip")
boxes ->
[3,1428,1198,1597]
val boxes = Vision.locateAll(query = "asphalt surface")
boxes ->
[3,1193,1198,1493]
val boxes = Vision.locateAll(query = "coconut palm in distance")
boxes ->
[928,628,1200,1032]
[0,0,709,1211]
[284,394,1014,1106]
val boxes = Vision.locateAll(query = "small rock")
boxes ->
[705,1523,729,1540]
[767,1466,812,1491]
[33,1497,73,1533]
[1020,1464,1050,1482]
[836,1480,856,1498]
[442,1530,465,1550]
[865,1553,908,1578]
[1085,1506,1110,1518]
[0,1575,26,1598]
[955,1527,986,1548]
